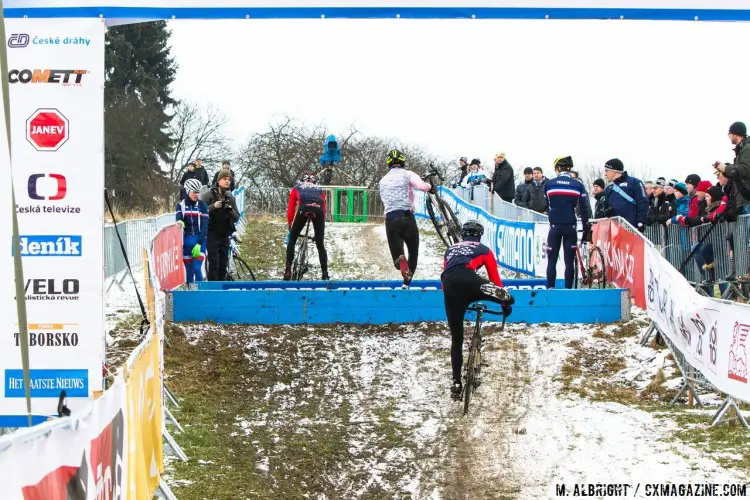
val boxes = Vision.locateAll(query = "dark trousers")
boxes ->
[286,206,328,271]
[385,214,419,272]
[442,267,510,384]
[207,234,229,281]
[546,224,577,289]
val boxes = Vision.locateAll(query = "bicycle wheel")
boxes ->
[292,223,310,281]
[437,197,462,245]
[426,195,452,248]
[587,246,607,289]
[234,256,256,281]
[463,324,481,415]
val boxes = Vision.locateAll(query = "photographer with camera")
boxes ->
[202,169,240,281]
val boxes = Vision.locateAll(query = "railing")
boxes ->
[452,184,550,223]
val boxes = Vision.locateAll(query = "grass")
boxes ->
[668,411,750,474]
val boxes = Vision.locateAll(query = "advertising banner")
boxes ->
[0,377,128,500]
[152,223,185,292]
[126,333,163,499]
[1,19,105,424]
[593,219,646,308]
[644,246,750,402]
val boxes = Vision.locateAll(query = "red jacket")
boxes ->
[443,241,503,286]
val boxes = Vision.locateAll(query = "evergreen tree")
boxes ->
[104,21,177,212]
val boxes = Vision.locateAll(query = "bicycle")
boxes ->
[462,302,507,415]
[225,233,256,281]
[573,229,607,289]
[291,216,317,281]
[422,169,462,247]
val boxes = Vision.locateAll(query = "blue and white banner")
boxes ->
[415,187,564,278]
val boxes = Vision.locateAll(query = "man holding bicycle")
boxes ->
[545,156,590,289]
[284,172,329,281]
[378,149,433,287]
[441,220,514,400]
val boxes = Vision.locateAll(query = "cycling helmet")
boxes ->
[553,156,574,171]
[184,178,202,194]
[461,220,484,239]
[386,149,406,168]
[300,171,318,184]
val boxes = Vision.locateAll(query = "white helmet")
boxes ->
[184,178,202,193]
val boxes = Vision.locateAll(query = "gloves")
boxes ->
[284,231,290,244]
[191,244,201,258]
[177,220,185,229]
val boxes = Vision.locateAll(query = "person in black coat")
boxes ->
[514,167,533,208]
[211,160,236,191]
[491,152,514,203]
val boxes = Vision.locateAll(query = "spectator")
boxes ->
[179,161,201,200]
[570,171,579,179]
[454,157,469,188]
[211,160,236,191]
[647,178,666,225]
[654,179,677,225]
[714,121,750,281]
[515,167,533,208]
[525,167,548,214]
[176,179,209,285]
[644,181,654,199]
[592,178,609,219]
[319,134,341,185]
[202,169,240,281]
[491,152,514,203]
[602,158,648,230]
[716,170,740,281]
[685,174,701,197]
[193,158,211,186]
[462,159,490,187]
[673,182,690,217]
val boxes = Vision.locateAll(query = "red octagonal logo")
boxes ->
[26,108,69,152]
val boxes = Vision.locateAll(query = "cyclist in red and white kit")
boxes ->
[442,220,514,400]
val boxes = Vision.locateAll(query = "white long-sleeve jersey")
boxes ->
[378,168,432,215]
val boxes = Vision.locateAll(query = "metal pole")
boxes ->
[0,0,33,427]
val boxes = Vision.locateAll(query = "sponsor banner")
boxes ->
[593,219,646,308]
[2,18,105,423]
[416,187,563,278]
[233,186,245,218]
[644,246,750,403]
[0,377,128,500]
[126,332,164,499]
[152,223,185,291]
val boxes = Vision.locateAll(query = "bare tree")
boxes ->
[163,101,232,204]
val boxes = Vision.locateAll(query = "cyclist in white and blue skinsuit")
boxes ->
[176,179,209,283]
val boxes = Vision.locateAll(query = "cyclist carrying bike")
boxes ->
[284,172,329,280]
[441,220,514,400]
[545,156,590,289]
[378,149,433,287]
[176,178,209,284]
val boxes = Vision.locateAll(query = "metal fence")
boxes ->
[643,215,750,284]
[452,184,550,223]
[245,186,386,221]
[105,213,176,279]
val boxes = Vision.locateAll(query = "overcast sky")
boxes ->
[168,18,750,183]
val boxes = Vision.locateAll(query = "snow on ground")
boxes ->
[106,218,746,498]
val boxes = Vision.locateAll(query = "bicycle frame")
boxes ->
[462,303,506,414]
[291,217,316,281]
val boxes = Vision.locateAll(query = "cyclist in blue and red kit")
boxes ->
[176,178,209,284]
[441,220,514,400]
[284,172,329,280]
[544,156,590,289]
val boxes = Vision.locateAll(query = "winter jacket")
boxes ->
[654,194,676,225]
[319,134,341,167]
[491,160,515,202]
[462,169,490,187]
[202,186,240,236]
[673,195,691,217]
[673,199,725,227]
[593,192,610,219]
[524,177,548,214]
[545,172,589,228]
[603,171,649,229]
[514,180,532,208]
[724,136,750,208]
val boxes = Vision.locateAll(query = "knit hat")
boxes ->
[217,169,232,182]
[655,177,666,188]
[696,180,712,193]
[674,182,688,196]
[728,121,747,137]
[523,167,533,175]
[470,158,481,166]
[459,156,468,163]
[495,152,506,160]
[604,158,624,172]
[706,184,723,202]
[668,178,679,188]
[593,178,605,190]
[684,174,701,187]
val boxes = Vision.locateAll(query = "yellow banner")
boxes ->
[126,332,163,499]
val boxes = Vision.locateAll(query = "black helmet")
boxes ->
[386,149,406,168]
[461,220,484,239]
[300,171,318,184]
[554,156,574,171]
